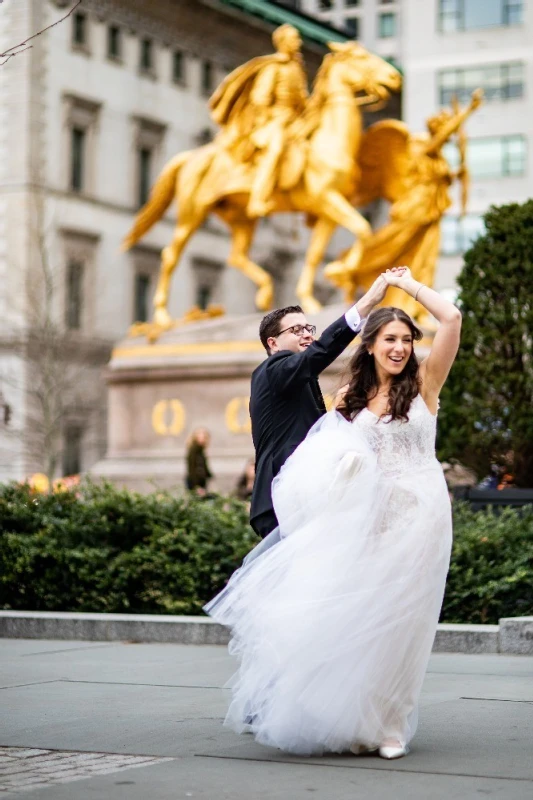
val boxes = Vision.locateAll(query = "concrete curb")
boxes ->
[0,612,532,654]
[433,623,499,654]
[0,612,230,646]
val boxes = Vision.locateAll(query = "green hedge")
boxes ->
[0,481,256,615]
[442,502,533,624]
[1,482,532,623]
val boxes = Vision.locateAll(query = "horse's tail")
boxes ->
[122,152,189,250]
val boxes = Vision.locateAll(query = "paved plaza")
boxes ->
[1,639,532,799]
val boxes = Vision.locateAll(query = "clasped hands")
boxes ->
[368,266,411,304]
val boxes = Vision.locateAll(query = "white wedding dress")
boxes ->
[205,393,452,755]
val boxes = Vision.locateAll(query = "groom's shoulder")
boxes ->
[252,351,292,379]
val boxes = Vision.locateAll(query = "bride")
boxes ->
[205,267,461,759]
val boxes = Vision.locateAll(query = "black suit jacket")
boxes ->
[249,314,357,537]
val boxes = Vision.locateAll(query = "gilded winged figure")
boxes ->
[325,89,483,323]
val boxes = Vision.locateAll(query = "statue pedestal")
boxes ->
[91,306,432,494]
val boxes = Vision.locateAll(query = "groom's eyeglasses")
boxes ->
[276,324,316,338]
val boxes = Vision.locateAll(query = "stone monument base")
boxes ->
[91,306,432,494]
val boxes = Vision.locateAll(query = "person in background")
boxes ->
[235,458,255,503]
[185,428,213,496]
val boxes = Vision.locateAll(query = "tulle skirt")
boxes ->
[205,413,452,755]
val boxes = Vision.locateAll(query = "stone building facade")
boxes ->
[0,0,342,482]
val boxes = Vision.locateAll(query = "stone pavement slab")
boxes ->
[0,747,170,795]
[0,640,532,799]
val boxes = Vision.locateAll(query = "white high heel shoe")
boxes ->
[378,741,408,759]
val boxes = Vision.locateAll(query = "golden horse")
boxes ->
[123,43,401,328]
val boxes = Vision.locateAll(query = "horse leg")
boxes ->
[318,190,372,299]
[153,222,195,328]
[228,221,274,311]
[296,217,336,314]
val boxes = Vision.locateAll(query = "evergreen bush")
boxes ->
[1,482,531,623]
[437,200,533,486]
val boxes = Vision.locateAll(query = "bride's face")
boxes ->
[369,321,413,376]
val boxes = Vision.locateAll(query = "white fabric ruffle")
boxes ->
[205,405,452,755]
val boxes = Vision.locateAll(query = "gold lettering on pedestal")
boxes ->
[151,399,186,436]
[225,397,252,434]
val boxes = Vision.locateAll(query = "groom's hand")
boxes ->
[355,274,388,318]
[382,266,410,287]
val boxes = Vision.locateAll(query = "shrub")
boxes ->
[0,481,256,615]
[1,482,531,623]
[442,502,533,624]
[437,200,533,486]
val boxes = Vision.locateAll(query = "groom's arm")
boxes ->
[266,309,362,393]
[266,276,388,393]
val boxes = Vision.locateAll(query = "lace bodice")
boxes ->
[353,393,439,477]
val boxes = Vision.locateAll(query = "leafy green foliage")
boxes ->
[1,482,531,623]
[0,481,257,615]
[437,200,533,486]
[442,502,533,624]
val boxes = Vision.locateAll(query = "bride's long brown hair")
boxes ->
[339,307,423,423]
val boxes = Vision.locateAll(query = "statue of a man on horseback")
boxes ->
[210,24,308,218]
[123,28,402,331]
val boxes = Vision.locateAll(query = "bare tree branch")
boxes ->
[0,0,83,66]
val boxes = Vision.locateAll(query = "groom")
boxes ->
[249,276,388,538]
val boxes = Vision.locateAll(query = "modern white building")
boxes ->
[0,0,344,482]
[296,0,532,296]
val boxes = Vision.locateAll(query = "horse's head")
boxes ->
[327,42,401,107]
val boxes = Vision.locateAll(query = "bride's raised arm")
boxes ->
[382,268,462,411]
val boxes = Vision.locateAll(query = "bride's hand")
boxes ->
[381,266,411,287]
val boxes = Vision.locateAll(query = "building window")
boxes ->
[64,94,101,195]
[192,258,222,309]
[172,50,185,84]
[132,116,166,207]
[438,61,524,105]
[66,260,84,330]
[62,230,98,334]
[440,215,485,256]
[345,0,360,6]
[344,17,360,37]
[107,25,121,60]
[70,128,85,192]
[195,128,213,146]
[439,0,523,32]
[318,0,333,9]
[196,284,212,310]
[138,147,152,207]
[140,38,154,73]
[444,135,527,179]
[134,273,151,322]
[72,11,87,47]
[201,61,214,95]
[378,12,396,37]
[63,425,83,476]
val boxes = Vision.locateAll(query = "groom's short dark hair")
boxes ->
[259,305,304,354]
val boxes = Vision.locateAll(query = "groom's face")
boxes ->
[268,312,314,354]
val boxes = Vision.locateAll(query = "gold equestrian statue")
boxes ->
[123,25,401,329]
[326,88,484,324]
[211,24,309,219]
